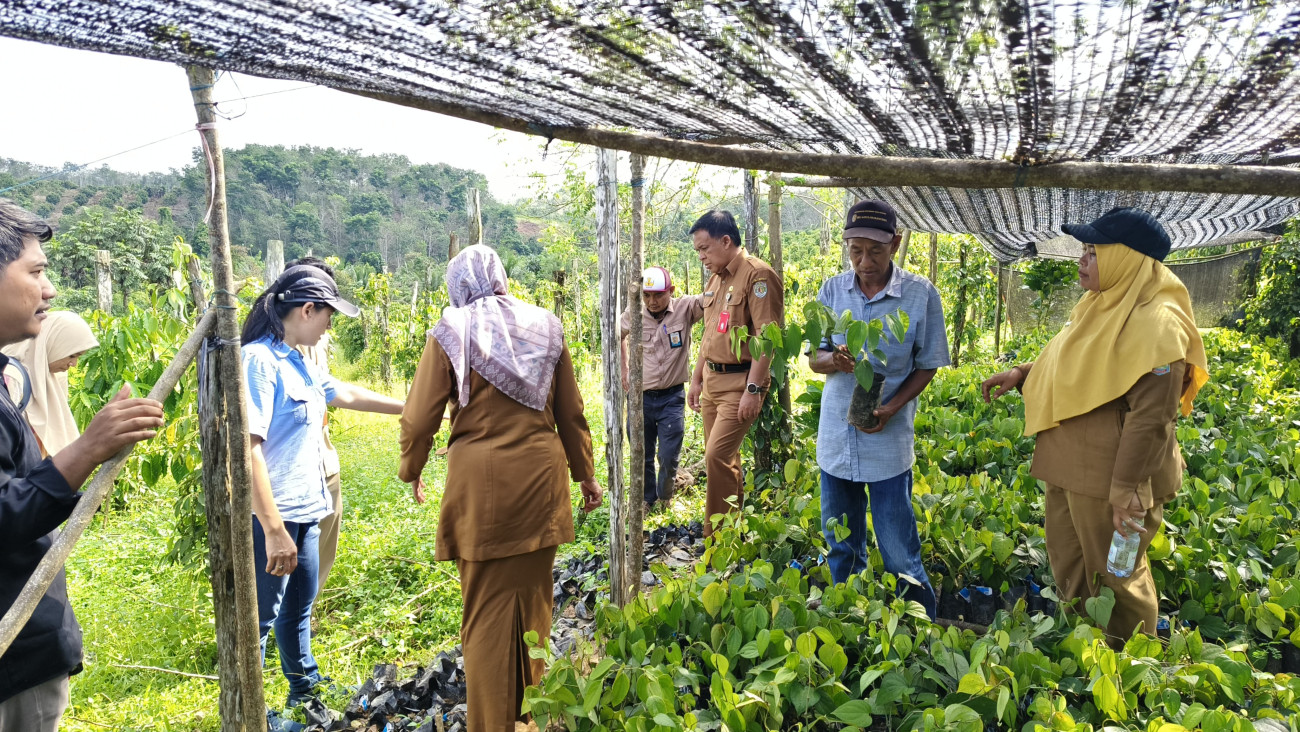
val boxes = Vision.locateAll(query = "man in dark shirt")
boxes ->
[0,200,165,731]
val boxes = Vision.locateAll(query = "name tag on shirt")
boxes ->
[669,330,683,348]
[717,311,730,333]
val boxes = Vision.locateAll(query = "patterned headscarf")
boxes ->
[432,245,564,411]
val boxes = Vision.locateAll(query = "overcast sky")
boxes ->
[0,37,577,202]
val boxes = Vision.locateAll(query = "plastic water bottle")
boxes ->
[1106,530,1141,577]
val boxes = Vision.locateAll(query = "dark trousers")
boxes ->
[629,384,686,503]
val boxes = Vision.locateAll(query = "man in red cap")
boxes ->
[620,266,704,512]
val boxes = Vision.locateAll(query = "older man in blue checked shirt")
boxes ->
[808,199,950,619]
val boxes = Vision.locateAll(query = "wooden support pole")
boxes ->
[185,254,207,312]
[626,155,646,600]
[448,232,460,262]
[0,309,216,657]
[596,148,626,607]
[767,176,792,419]
[928,233,939,284]
[743,171,760,255]
[897,229,912,269]
[354,88,1300,197]
[264,239,284,283]
[95,249,112,313]
[467,190,483,248]
[187,64,267,732]
[951,243,969,367]
[994,264,1006,356]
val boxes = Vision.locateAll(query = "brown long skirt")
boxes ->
[457,546,557,732]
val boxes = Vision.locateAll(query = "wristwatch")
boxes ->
[746,383,769,395]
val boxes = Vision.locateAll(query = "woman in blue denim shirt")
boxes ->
[241,263,404,713]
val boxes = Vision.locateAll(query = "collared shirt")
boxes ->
[243,336,337,523]
[295,336,340,478]
[816,265,950,483]
[699,249,784,366]
[620,295,705,390]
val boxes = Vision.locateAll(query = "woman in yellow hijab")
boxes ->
[1,310,99,456]
[982,208,1208,645]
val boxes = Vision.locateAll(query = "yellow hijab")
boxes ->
[1,311,100,455]
[1022,245,1209,436]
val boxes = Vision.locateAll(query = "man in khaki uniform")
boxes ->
[620,266,704,512]
[686,210,784,536]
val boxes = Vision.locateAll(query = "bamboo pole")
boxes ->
[596,148,626,607]
[0,309,216,657]
[350,88,1300,197]
[187,64,267,731]
[626,154,646,600]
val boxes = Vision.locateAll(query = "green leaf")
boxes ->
[886,310,909,344]
[854,360,876,392]
[846,320,868,356]
[796,631,817,659]
[1085,590,1115,629]
[701,582,726,618]
[996,686,1011,720]
[1092,675,1121,719]
[957,672,986,695]
[783,459,799,484]
[832,700,875,727]
[603,671,631,706]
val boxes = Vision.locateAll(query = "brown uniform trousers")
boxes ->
[697,249,783,535]
[400,338,594,732]
[1031,360,1188,646]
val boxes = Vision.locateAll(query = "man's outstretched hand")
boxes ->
[53,386,164,488]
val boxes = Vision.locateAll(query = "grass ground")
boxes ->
[60,357,715,731]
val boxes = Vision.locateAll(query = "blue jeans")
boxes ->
[820,469,936,619]
[631,385,685,503]
[253,519,322,694]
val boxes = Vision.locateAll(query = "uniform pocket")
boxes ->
[283,383,318,426]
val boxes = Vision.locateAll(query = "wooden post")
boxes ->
[993,264,1006,356]
[951,242,969,367]
[264,239,284,283]
[187,64,267,732]
[186,254,207,312]
[596,148,626,607]
[928,233,939,284]
[767,177,792,418]
[897,229,912,269]
[95,249,112,313]
[448,232,460,261]
[743,171,760,255]
[626,155,646,600]
[467,189,483,247]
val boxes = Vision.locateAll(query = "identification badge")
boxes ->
[669,330,683,348]
[1152,364,1170,375]
[717,311,731,333]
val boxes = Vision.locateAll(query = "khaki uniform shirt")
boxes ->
[1030,359,1189,509]
[398,338,595,562]
[698,250,784,370]
[620,295,705,391]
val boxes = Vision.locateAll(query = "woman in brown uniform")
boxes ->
[982,208,1208,646]
[399,245,603,731]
